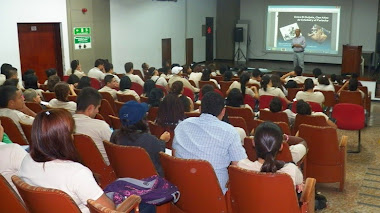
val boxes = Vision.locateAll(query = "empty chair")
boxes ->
[0,116,28,145]
[299,124,347,191]
[25,101,44,113]
[0,174,28,213]
[87,195,141,213]
[228,166,315,213]
[19,122,32,144]
[73,134,117,189]
[116,93,138,102]
[12,175,81,213]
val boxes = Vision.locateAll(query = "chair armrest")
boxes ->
[300,178,316,213]
[339,135,348,148]
[116,195,142,212]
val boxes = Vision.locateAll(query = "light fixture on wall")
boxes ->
[82,8,88,14]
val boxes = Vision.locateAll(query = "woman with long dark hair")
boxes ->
[260,74,291,104]
[156,93,185,130]
[226,88,253,112]
[48,82,77,114]
[227,72,259,99]
[77,76,92,89]
[116,76,140,102]
[170,81,194,112]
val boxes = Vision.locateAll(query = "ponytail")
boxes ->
[261,75,270,92]
[261,152,285,173]
[240,72,250,95]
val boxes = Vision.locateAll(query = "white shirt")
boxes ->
[0,142,27,192]
[116,89,140,102]
[99,86,118,100]
[65,69,86,79]
[295,91,325,105]
[0,74,6,86]
[151,76,168,87]
[168,75,199,93]
[285,76,307,84]
[314,84,335,92]
[126,73,145,86]
[259,87,286,98]
[228,81,256,98]
[88,67,105,81]
[0,108,34,141]
[189,72,203,88]
[19,154,104,213]
[248,79,260,87]
[73,114,111,165]
[48,99,77,115]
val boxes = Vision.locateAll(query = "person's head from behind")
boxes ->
[76,87,102,118]
[192,64,202,73]
[142,63,149,71]
[312,68,322,78]
[119,76,132,91]
[348,78,359,91]
[54,82,70,102]
[30,109,80,163]
[3,79,19,87]
[47,75,60,92]
[201,68,211,81]
[104,62,114,74]
[157,93,185,128]
[252,69,262,81]
[294,66,303,76]
[330,74,337,83]
[124,62,134,74]
[303,78,314,91]
[70,59,80,72]
[351,73,359,79]
[200,84,214,100]
[260,74,271,91]
[201,92,225,120]
[148,88,164,107]
[254,122,285,173]
[270,74,282,89]
[23,69,36,80]
[219,64,228,75]
[117,101,149,137]
[170,81,184,95]
[1,63,12,76]
[23,89,41,103]
[226,88,244,107]
[240,72,251,95]
[223,71,233,81]
[77,76,91,89]
[143,80,156,96]
[6,67,18,79]
[0,86,24,110]
[45,68,57,79]
[24,74,39,89]
[285,80,298,89]
[318,75,330,86]
[104,75,118,89]
[335,75,344,85]
[296,100,311,115]
[94,59,105,70]
[269,97,282,113]
[148,67,157,78]
[67,74,80,87]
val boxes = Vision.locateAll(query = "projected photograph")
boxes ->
[279,23,299,41]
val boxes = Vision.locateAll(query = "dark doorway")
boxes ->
[162,38,172,67]
[186,38,193,65]
[18,23,63,83]
[205,17,214,62]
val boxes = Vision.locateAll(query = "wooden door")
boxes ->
[205,17,214,62]
[162,38,171,67]
[186,38,193,65]
[18,23,63,83]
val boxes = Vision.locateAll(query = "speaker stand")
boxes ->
[234,42,247,62]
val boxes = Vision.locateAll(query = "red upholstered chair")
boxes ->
[73,134,117,189]
[159,153,230,213]
[243,137,256,161]
[219,81,233,97]
[253,119,291,136]
[199,81,218,89]
[116,93,138,102]
[20,122,32,144]
[243,94,256,110]
[99,99,116,127]
[228,166,315,213]
[229,116,248,135]
[259,109,289,125]
[182,87,195,102]
[225,106,255,133]
[184,112,200,118]
[292,114,327,135]
[0,174,28,213]
[90,77,101,89]
[62,76,69,81]
[358,86,371,115]
[131,82,143,96]
[287,88,303,101]
[339,90,363,106]
[147,121,174,150]
[114,101,124,115]
[133,69,144,80]
[259,95,287,110]
[314,90,336,109]
[41,91,56,101]
[0,116,28,145]
[25,101,44,113]
[109,115,122,130]
[198,88,224,100]
[99,92,116,112]
[291,101,323,113]
[147,107,159,121]
[140,96,149,103]
[12,175,82,213]
[332,103,365,153]
[87,195,141,213]
[155,84,168,95]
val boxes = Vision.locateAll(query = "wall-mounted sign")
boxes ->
[74,27,91,35]
[74,36,91,49]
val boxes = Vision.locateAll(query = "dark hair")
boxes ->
[70,60,79,74]
[6,68,18,79]
[1,63,12,76]
[335,75,344,85]
[312,68,322,78]
[162,60,170,68]
[294,66,303,76]
[148,88,164,107]
[94,59,104,67]
[296,100,311,115]
[142,63,149,70]
[143,80,156,96]
[67,74,80,85]
[171,63,180,69]
[270,74,284,92]
[76,87,102,112]
[285,80,298,89]
[77,76,91,89]
[47,75,60,92]
[351,73,359,79]
[124,62,133,73]
[160,67,169,75]
[303,78,314,91]
[348,78,359,91]
[3,79,19,87]
[0,86,18,108]
[147,67,156,78]
[252,69,262,78]
[260,74,270,91]
[219,64,228,75]
[226,88,244,107]
[330,74,337,83]
[170,81,184,95]
[104,62,113,73]
[223,71,233,81]
[201,68,211,81]
[54,82,70,102]
[45,68,57,78]
[200,84,214,99]
[119,76,132,91]
[269,97,282,112]
[254,122,285,173]
[24,74,39,89]
[240,72,250,95]
[30,109,80,163]
[193,65,202,73]
[23,69,36,80]
[104,74,114,85]
[318,75,330,86]
[201,92,224,117]
[157,93,185,129]
[112,119,148,143]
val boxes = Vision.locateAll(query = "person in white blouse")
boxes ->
[65,60,86,79]
[98,75,119,100]
[117,76,140,102]
[295,78,325,106]
[88,59,106,81]
[314,75,335,92]
[259,74,291,104]
[48,82,77,115]
[149,67,168,89]
[227,72,259,100]
[125,62,145,86]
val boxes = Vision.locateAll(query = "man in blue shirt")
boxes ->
[173,92,248,194]
[292,29,306,70]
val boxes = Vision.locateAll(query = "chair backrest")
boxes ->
[0,116,28,145]
[287,88,303,101]
[243,94,256,110]
[25,101,43,113]
[182,87,195,101]
[114,100,124,115]
[243,137,257,161]
[184,112,200,118]
[133,69,144,80]
[147,121,174,149]
[314,90,336,107]
[99,99,115,127]
[155,84,168,95]
[130,82,143,96]
[87,195,141,213]
[12,175,81,213]
[293,114,327,135]
[116,93,137,102]
[147,106,159,121]
[188,79,197,88]
[0,174,28,213]
[332,103,365,130]
[292,101,323,113]
[159,153,228,212]
[225,106,255,133]
[99,92,116,112]
[73,134,117,189]
[103,140,157,179]
[95,113,105,121]
[20,122,32,144]
[219,81,233,97]
[41,91,56,101]
[228,166,302,213]
[140,96,149,103]
[339,90,363,106]
[259,95,287,110]
[228,116,248,135]
[259,109,289,124]
[199,81,217,89]
[108,115,121,130]
[253,119,291,136]
[115,73,125,79]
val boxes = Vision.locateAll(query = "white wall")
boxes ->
[0,0,70,77]
[240,0,378,64]
[110,0,217,73]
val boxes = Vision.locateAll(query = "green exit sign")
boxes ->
[73,27,91,35]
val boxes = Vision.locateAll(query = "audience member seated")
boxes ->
[156,93,186,130]
[226,88,253,112]
[271,74,288,96]
[330,74,344,85]
[248,68,262,87]
[173,92,251,194]
[201,68,220,89]
[4,67,24,90]
[117,76,140,102]
[73,87,111,165]
[23,89,47,109]
[297,100,337,128]
[182,64,192,78]
[149,67,168,88]
[188,64,203,88]
[141,62,149,79]
[280,66,306,84]
[88,59,106,81]
[295,78,325,106]
[259,74,291,104]
[48,82,77,115]
[18,109,115,212]
[98,75,119,100]
[77,76,92,89]
[44,68,58,85]
[223,70,233,81]
[125,62,144,86]
[0,63,13,86]
[111,101,170,176]
[208,63,218,77]
[67,74,80,88]
[65,59,86,79]
[148,88,164,107]
[170,81,194,112]
[159,67,172,80]
[23,74,43,98]
[142,80,155,98]
[312,68,322,85]
[337,78,365,99]
[46,75,60,92]
[104,61,120,83]
[227,72,259,99]
[196,84,214,104]
[169,66,199,93]
[267,97,296,125]
[314,75,335,92]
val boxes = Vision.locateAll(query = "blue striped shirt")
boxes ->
[173,113,247,194]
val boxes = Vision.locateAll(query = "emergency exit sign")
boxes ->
[73,27,91,35]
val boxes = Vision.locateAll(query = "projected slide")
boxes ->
[266,6,341,54]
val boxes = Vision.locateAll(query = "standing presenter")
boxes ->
[292,29,306,71]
